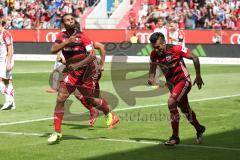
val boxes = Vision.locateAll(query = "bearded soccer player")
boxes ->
[148,32,205,146]
[48,14,119,144]
[47,42,105,126]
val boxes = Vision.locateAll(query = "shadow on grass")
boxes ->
[79,129,240,160]
[234,99,240,103]
[62,123,90,130]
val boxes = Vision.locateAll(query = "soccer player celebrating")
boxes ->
[148,32,205,146]
[0,20,15,110]
[48,14,119,144]
[47,41,105,126]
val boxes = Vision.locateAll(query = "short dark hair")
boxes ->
[149,32,165,44]
[0,19,6,27]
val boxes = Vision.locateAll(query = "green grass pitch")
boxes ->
[0,61,240,160]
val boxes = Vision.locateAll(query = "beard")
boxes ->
[65,23,75,31]
[156,48,165,57]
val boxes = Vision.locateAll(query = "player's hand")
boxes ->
[99,64,104,71]
[147,78,154,86]
[66,64,76,72]
[6,62,12,71]
[56,54,62,62]
[66,36,76,45]
[193,74,204,90]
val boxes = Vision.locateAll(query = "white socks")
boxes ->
[0,81,5,94]
[5,83,14,103]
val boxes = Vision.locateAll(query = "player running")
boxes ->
[0,20,15,110]
[47,41,105,126]
[148,32,205,146]
[48,14,118,144]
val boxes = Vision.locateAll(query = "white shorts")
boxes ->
[53,60,65,72]
[0,57,14,80]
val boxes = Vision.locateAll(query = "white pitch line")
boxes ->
[0,131,45,136]
[0,131,239,151]
[0,117,53,126]
[0,93,240,126]
[13,71,51,74]
[115,93,240,111]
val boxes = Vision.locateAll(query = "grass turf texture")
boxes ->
[0,61,240,160]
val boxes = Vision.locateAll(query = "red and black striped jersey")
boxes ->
[53,31,94,63]
[150,44,191,84]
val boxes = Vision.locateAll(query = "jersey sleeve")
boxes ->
[173,45,191,58]
[3,31,13,46]
[81,33,94,52]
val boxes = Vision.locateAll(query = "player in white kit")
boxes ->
[0,20,15,110]
[154,17,168,42]
[46,51,66,93]
[168,20,185,47]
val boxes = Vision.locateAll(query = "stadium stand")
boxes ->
[0,0,99,29]
[0,0,239,30]
[133,0,240,30]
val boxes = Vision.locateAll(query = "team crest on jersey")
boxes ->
[166,55,172,62]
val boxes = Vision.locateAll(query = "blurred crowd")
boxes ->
[128,0,240,30]
[1,0,239,30]
[0,0,98,29]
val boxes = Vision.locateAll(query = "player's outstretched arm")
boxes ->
[148,62,157,85]
[187,53,204,89]
[94,42,105,71]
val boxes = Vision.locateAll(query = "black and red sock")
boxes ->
[97,99,110,115]
[185,109,201,131]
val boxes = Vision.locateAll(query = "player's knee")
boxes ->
[74,92,83,100]
[168,98,177,109]
[56,93,68,104]
[84,97,94,105]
